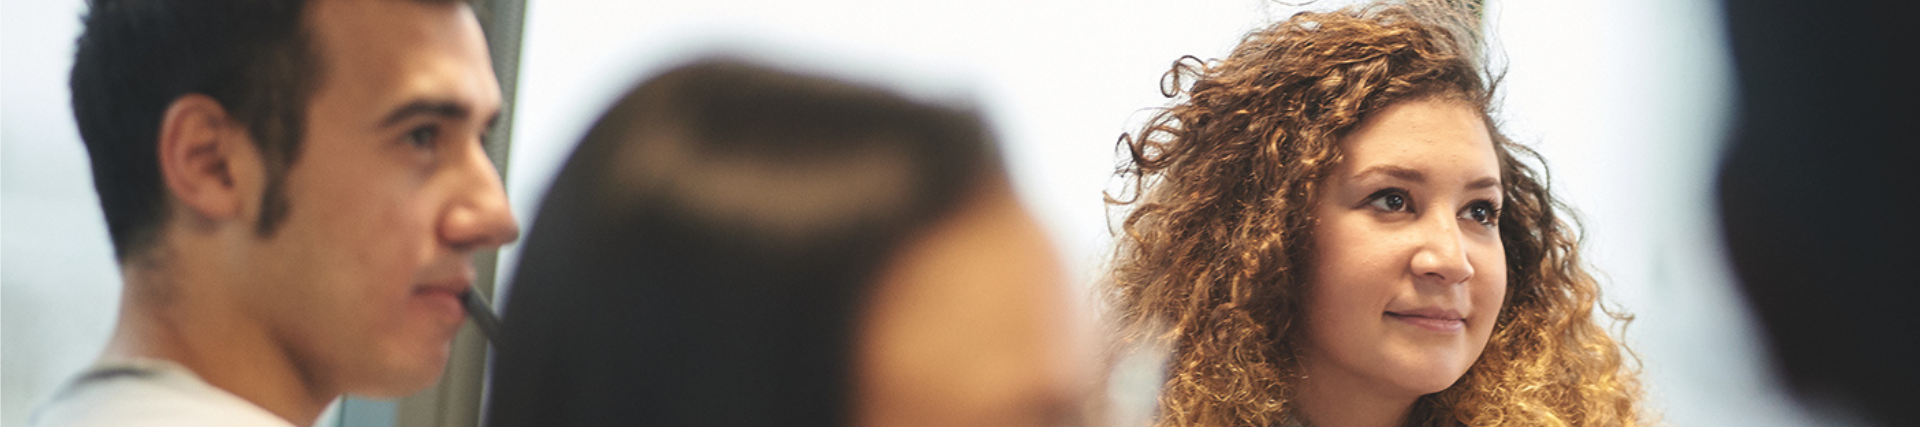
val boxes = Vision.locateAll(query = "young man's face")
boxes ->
[233,0,518,396]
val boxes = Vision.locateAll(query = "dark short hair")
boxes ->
[71,0,318,260]
[485,58,1004,426]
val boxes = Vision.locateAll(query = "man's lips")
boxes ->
[414,266,476,296]
[413,283,470,296]
[1385,307,1466,333]
[412,278,472,325]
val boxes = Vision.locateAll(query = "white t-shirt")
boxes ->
[31,358,299,427]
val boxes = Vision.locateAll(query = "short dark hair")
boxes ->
[485,58,1005,426]
[71,0,317,261]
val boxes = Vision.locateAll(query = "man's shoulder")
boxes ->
[32,360,298,427]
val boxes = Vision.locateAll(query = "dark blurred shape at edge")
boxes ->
[1717,1,1920,425]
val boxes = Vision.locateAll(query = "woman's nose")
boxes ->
[1410,216,1474,285]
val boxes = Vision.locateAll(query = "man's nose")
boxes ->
[439,144,520,252]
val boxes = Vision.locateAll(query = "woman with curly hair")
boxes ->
[1104,4,1642,427]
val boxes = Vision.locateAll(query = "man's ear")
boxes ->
[156,94,264,223]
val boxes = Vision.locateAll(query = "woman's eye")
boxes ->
[1461,202,1499,227]
[1367,191,1410,212]
[406,126,438,149]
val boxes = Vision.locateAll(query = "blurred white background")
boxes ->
[1,0,1833,425]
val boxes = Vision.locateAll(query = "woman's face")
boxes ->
[1299,98,1507,402]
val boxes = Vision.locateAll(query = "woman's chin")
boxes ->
[1382,363,1473,397]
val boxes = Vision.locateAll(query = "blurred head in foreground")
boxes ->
[1103,3,1641,426]
[1717,1,1920,425]
[485,58,1087,427]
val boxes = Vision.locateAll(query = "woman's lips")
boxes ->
[1385,309,1466,333]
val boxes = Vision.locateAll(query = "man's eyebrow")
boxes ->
[378,100,472,127]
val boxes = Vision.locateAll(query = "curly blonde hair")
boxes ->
[1104,4,1642,426]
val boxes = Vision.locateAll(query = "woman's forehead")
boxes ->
[1330,100,1498,180]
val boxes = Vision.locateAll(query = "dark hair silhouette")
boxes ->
[1717,1,1920,425]
[485,58,1003,427]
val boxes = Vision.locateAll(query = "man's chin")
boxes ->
[347,348,454,397]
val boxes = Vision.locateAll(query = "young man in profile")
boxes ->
[34,0,519,426]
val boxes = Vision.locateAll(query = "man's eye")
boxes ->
[406,126,438,149]
[1460,202,1499,227]
[1367,191,1410,212]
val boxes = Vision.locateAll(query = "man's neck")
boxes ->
[105,254,335,427]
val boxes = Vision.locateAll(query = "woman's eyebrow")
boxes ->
[1354,165,1501,191]
[1352,164,1423,183]
[1466,176,1500,191]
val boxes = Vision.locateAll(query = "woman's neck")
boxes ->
[1291,361,1420,427]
